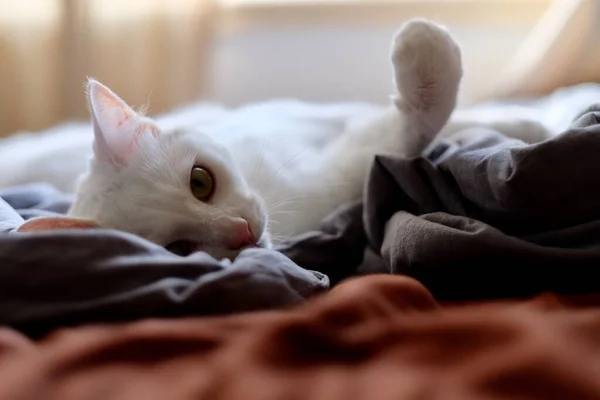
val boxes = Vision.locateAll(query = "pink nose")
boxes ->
[225,219,256,250]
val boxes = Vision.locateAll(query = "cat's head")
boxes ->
[68,79,271,260]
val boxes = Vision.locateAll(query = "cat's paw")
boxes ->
[391,19,462,113]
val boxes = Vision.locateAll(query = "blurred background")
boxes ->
[0,0,597,137]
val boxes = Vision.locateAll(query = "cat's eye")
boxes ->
[190,166,215,201]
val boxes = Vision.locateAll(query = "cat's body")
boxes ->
[6,20,552,260]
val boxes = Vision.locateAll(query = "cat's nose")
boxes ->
[226,219,256,250]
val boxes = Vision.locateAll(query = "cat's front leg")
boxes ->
[266,19,465,239]
[391,19,463,155]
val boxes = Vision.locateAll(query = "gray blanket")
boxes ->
[3,104,600,336]
[0,186,328,337]
[279,104,600,300]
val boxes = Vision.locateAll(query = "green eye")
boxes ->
[190,166,215,201]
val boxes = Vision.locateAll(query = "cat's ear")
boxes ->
[87,79,159,165]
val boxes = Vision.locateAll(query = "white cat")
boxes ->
[17,20,551,260]
[64,19,464,260]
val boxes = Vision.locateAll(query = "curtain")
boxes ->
[479,0,600,101]
[0,0,216,137]
[1,0,599,137]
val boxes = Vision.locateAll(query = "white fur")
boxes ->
[65,19,466,259]
[0,20,555,260]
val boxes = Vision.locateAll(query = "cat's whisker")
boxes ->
[267,210,300,218]
[266,196,308,211]
[263,178,351,209]
[263,177,356,211]
[268,236,289,244]
[268,147,309,182]
[138,86,155,116]
[268,208,301,214]
[249,141,269,181]
[268,231,298,244]
[265,190,309,204]
[266,193,307,206]
[260,147,310,201]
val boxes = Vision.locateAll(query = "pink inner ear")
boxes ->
[94,84,136,124]
[89,80,158,165]
[17,217,100,233]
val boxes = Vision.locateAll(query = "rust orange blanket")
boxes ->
[0,275,599,400]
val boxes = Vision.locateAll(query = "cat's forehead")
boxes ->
[162,127,232,163]
[119,125,244,197]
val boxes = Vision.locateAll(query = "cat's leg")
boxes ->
[267,19,463,239]
[317,19,463,178]
[390,18,463,155]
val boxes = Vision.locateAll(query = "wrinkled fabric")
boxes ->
[1,275,600,400]
[5,102,600,334]
[0,185,328,338]
[280,105,600,301]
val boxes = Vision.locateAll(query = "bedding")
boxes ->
[279,102,600,300]
[0,185,328,338]
[3,89,600,337]
[1,87,600,399]
[1,275,600,400]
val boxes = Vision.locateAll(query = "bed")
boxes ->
[1,84,600,399]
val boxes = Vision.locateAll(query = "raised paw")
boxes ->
[391,19,463,146]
